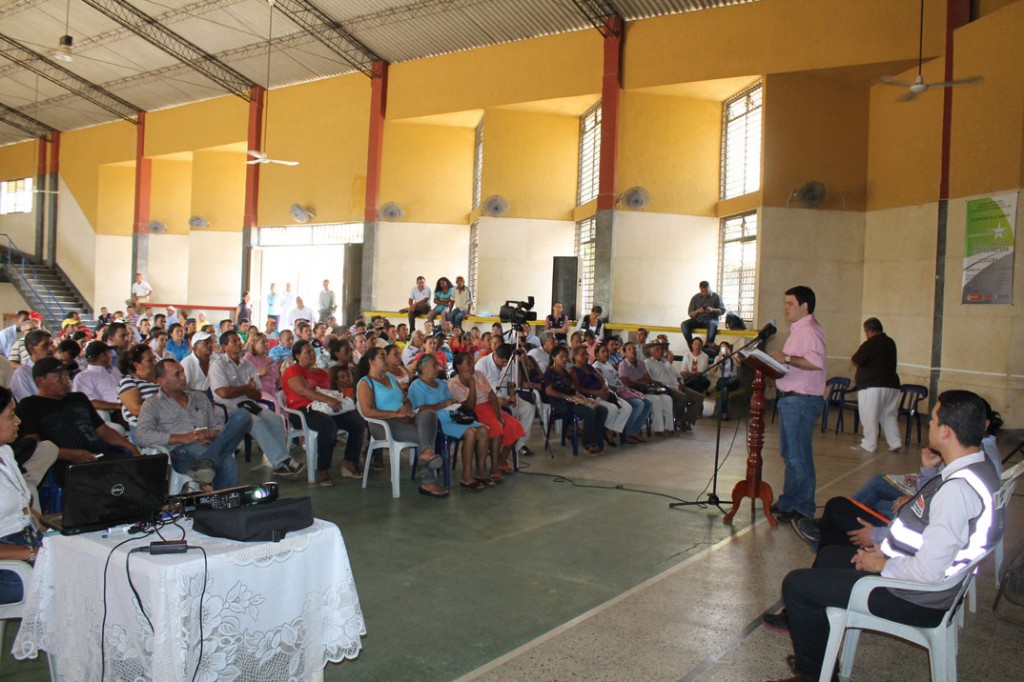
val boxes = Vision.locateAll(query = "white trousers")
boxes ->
[857,387,902,452]
[647,394,675,433]
[597,398,632,433]
[511,397,536,449]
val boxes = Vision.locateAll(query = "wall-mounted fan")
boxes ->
[247,1,299,167]
[188,215,210,229]
[290,203,314,224]
[618,186,650,210]
[148,219,168,233]
[482,194,510,217]
[379,201,404,221]
[879,0,982,101]
[788,181,827,208]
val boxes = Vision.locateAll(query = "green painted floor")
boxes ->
[2,453,747,681]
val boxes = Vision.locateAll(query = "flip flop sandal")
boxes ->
[475,477,497,488]
[418,485,449,497]
[459,479,485,492]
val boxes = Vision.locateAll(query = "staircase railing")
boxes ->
[0,233,68,324]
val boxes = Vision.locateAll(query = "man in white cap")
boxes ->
[181,331,215,391]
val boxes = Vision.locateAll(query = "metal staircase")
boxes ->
[1,234,93,331]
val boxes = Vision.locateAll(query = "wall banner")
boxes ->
[962,192,1017,304]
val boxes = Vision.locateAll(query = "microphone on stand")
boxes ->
[755,319,777,342]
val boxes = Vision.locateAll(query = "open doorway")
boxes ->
[250,224,363,326]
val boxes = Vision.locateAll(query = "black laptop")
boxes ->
[42,454,169,535]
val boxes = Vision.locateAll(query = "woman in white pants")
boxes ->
[569,345,631,446]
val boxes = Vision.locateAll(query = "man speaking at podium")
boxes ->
[768,286,826,527]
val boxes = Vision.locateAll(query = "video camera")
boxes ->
[499,296,538,326]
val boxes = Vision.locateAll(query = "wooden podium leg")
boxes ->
[722,368,777,527]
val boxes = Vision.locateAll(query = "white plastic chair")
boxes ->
[820,550,990,682]
[962,459,1024,615]
[357,402,417,499]
[0,559,32,673]
[276,390,319,485]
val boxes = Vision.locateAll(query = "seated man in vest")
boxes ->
[766,390,1002,682]
[135,359,250,491]
[16,357,140,484]
[208,330,304,478]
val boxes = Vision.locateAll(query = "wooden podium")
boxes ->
[722,352,785,527]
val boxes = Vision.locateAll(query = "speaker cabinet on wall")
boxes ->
[552,256,578,322]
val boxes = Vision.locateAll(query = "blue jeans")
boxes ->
[681,317,719,346]
[777,394,823,518]
[169,409,251,489]
[852,474,901,520]
[622,396,652,436]
[450,308,466,329]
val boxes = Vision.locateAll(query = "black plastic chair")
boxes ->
[897,384,928,446]
[820,377,851,433]
[835,386,860,435]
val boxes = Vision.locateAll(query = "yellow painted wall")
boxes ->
[192,149,246,232]
[0,140,37,181]
[762,73,869,210]
[379,122,474,224]
[257,74,370,226]
[60,121,136,229]
[617,91,720,216]
[625,0,945,89]
[145,96,248,158]
[149,159,192,235]
[388,30,602,120]
[949,0,1024,198]
[480,108,578,221]
[96,163,135,236]
[866,59,944,211]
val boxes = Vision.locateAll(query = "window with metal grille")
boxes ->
[577,101,602,205]
[720,83,762,200]
[0,177,33,215]
[472,121,483,209]
[718,211,758,323]
[255,223,363,247]
[468,219,480,297]
[575,217,596,313]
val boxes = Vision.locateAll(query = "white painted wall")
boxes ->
[474,216,574,318]
[611,210,718,327]
[187,230,243,307]
[0,283,29,321]
[0,210,37,258]
[372,222,469,311]
[93,234,133,312]
[147,233,190,304]
[55,177,97,305]
[758,206,866,377]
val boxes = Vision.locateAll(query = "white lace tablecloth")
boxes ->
[13,518,365,681]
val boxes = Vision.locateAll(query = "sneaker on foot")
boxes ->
[793,516,821,546]
[762,608,789,633]
[285,458,305,475]
[519,446,534,457]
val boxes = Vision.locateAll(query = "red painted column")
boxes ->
[34,135,47,258]
[938,0,970,200]
[132,112,151,234]
[364,61,389,222]
[244,86,265,229]
[596,17,622,211]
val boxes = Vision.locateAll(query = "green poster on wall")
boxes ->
[962,193,1017,304]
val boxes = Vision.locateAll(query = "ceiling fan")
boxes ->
[247,0,298,167]
[879,0,982,101]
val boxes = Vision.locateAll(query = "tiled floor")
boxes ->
[4,400,1023,681]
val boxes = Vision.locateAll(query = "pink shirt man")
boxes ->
[776,314,826,396]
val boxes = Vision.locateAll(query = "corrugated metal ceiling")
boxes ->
[0,0,756,146]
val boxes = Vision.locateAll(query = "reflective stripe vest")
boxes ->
[880,456,1002,608]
